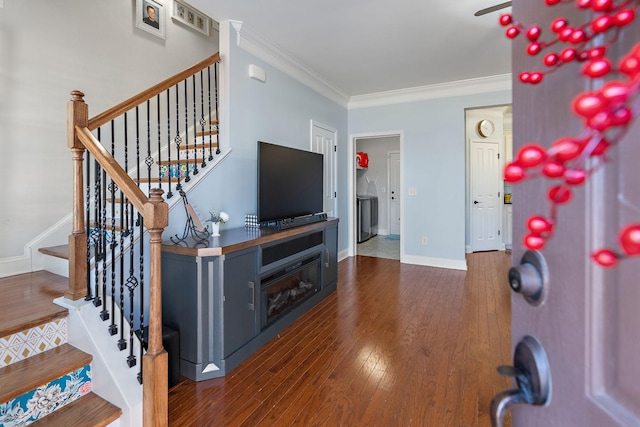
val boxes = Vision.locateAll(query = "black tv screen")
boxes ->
[258,141,324,223]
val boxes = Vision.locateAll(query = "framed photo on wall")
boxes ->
[136,0,166,39]
[172,0,210,36]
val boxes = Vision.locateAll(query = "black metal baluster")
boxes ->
[174,84,182,191]
[214,62,220,155]
[138,214,144,384]
[191,74,199,176]
[118,115,128,351]
[118,192,126,346]
[135,106,141,189]
[199,70,207,169]
[145,101,153,197]
[167,89,175,196]
[126,202,138,367]
[100,128,109,321]
[207,66,214,161]
[92,159,103,307]
[183,79,191,182]
[109,120,118,336]
[156,94,162,197]
[135,106,142,229]
[85,150,92,300]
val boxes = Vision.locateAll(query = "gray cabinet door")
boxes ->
[323,223,338,288]
[223,249,258,357]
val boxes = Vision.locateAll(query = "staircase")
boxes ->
[0,53,223,427]
[0,271,121,426]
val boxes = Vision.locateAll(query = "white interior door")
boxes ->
[470,139,501,252]
[311,121,337,217]
[388,151,400,235]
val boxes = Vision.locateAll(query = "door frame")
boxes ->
[348,131,404,259]
[469,139,502,252]
[387,151,400,236]
[465,105,511,253]
[310,120,338,218]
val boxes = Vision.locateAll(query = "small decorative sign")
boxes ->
[172,0,210,36]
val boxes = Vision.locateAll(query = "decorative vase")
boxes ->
[210,221,220,237]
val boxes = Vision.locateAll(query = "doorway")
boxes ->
[350,133,402,260]
[465,105,512,253]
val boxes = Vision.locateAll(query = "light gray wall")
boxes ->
[0,0,218,258]
[349,90,512,264]
[164,21,349,249]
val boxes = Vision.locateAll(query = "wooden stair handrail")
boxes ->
[75,125,148,213]
[88,53,219,130]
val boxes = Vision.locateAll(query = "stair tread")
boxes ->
[139,176,186,183]
[0,271,68,338]
[38,245,69,260]
[30,391,122,427]
[178,142,218,150]
[195,129,218,137]
[0,343,92,403]
[157,157,206,165]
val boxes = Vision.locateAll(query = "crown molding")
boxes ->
[232,22,350,107]
[348,74,513,110]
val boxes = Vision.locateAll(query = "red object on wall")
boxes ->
[356,152,369,168]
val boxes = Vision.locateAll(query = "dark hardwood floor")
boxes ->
[168,251,512,426]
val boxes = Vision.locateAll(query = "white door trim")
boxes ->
[387,151,400,236]
[348,131,404,260]
[469,139,502,252]
[310,120,338,218]
[465,106,508,252]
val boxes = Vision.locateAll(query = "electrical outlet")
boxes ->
[421,236,428,246]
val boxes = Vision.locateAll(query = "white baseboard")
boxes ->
[401,254,468,271]
[0,252,32,278]
[0,213,71,278]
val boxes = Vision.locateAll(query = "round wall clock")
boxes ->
[477,119,495,138]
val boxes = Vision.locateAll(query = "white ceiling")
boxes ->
[189,0,513,97]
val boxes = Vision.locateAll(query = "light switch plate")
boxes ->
[408,187,417,196]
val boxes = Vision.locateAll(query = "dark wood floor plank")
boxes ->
[167,252,512,426]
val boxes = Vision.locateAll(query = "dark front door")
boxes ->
[505,1,640,424]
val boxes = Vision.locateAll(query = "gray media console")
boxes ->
[161,218,339,381]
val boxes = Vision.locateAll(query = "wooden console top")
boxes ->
[161,217,338,257]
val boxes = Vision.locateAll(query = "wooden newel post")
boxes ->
[66,90,89,300]
[143,188,169,427]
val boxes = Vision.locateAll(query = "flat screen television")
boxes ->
[257,141,324,225]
